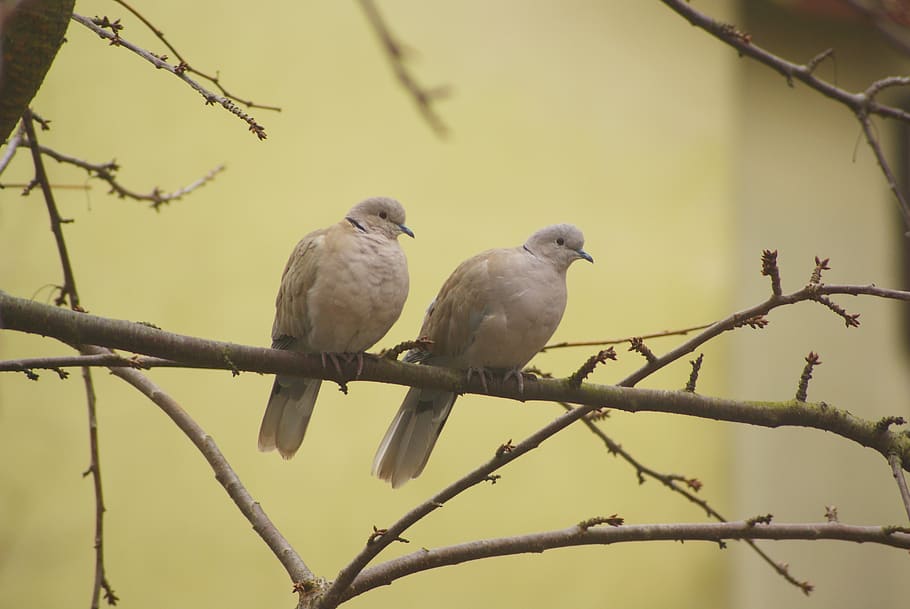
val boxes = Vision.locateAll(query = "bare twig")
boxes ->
[566,347,616,386]
[70,13,267,139]
[339,521,908,601]
[857,112,910,235]
[21,110,77,307]
[356,0,450,136]
[81,367,118,608]
[22,108,115,608]
[889,453,910,522]
[110,0,281,111]
[542,323,714,352]
[616,255,900,389]
[26,141,224,209]
[628,337,657,363]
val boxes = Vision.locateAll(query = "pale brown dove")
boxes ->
[258,197,413,459]
[372,224,592,488]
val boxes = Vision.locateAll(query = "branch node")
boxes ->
[824,505,839,522]
[746,513,774,526]
[495,439,515,457]
[805,48,834,75]
[221,350,240,377]
[577,514,624,531]
[584,407,611,423]
[733,314,769,330]
[367,525,409,545]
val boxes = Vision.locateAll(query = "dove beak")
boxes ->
[398,223,415,238]
[577,248,594,263]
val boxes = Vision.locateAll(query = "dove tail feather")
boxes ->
[258,376,322,459]
[372,388,455,488]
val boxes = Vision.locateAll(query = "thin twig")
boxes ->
[22,109,115,608]
[70,13,267,139]
[81,367,118,607]
[542,323,713,352]
[858,112,910,235]
[110,0,281,111]
[27,141,224,209]
[340,521,910,601]
[356,0,450,136]
[889,453,910,522]
[21,110,78,307]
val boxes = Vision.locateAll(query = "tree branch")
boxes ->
[2,288,909,469]
[78,344,317,592]
[21,107,117,606]
[70,13,267,140]
[340,520,910,601]
[659,0,910,233]
[110,0,281,112]
[24,140,225,209]
[889,453,910,522]
[356,0,450,136]
[557,401,812,593]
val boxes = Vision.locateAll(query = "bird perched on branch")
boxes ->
[373,224,592,488]
[258,197,413,459]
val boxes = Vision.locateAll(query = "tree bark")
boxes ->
[0,0,74,141]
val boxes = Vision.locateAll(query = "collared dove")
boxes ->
[258,197,413,459]
[372,224,593,488]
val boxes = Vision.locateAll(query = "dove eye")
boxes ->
[556,237,565,246]
[379,211,388,219]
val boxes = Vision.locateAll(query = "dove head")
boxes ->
[346,197,414,240]
[524,224,593,271]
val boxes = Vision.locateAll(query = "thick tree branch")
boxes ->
[339,520,910,601]
[2,289,909,470]
[0,0,74,141]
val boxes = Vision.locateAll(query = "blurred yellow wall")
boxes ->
[1,1,906,608]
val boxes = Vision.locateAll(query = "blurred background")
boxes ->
[1,1,909,607]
